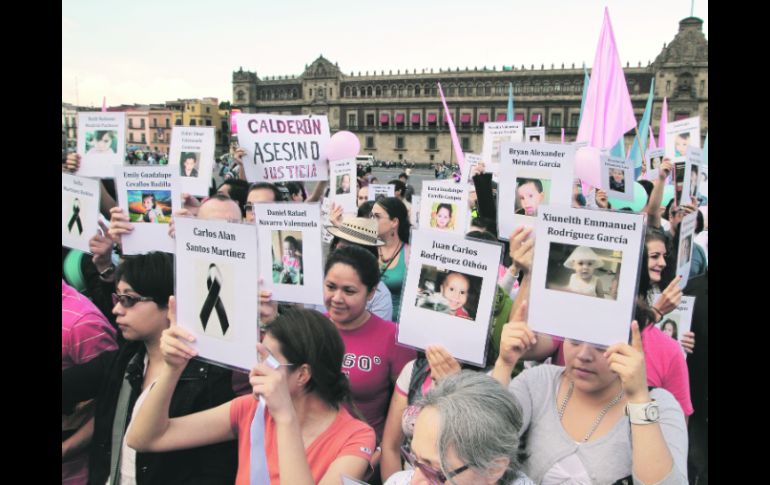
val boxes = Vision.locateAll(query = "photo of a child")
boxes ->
[180,152,200,178]
[127,190,171,223]
[514,177,550,217]
[336,173,351,194]
[545,243,622,301]
[660,318,679,340]
[674,132,691,157]
[272,230,303,285]
[609,168,626,192]
[85,130,118,154]
[415,265,482,320]
[430,203,456,231]
[689,164,699,199]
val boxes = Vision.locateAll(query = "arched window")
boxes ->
[484,83,492,96]
[458,83,466,96]
[367,86,372,96]
[543,82,551,94]
[352,87,358,97]
[392,85,398,97]
[467,85,474,96]
[447,84,456,96]
[415,85,421,96]
[236,90,245,101]
[375,86,382,96]
[477,83,484,95]
[514,83,522,95]
[554,83,561,93]
[407,85,413,97]
[399,85,405,97]
[495,83,503,95]
[344,87,350,97]
[424,84,431,96]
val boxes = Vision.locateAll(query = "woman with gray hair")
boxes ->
[384,371,534,485]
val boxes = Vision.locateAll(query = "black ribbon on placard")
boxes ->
[200,263,229,334]
[68,199,83,235]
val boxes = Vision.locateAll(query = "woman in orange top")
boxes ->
[127,305,375,485]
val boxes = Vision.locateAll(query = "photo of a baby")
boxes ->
[415,265,482,320]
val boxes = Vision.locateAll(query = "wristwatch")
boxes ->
[625,401,660,425]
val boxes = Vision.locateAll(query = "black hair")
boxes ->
[436,203,453,217]
[284,182,307,200]
[398,172,409,180]
[661,319,679,339]
[283,235,300,251]
[324,245,380,292]
[263,308,351,409]
[357,201,375,218]
[115,252,174,309]
[517,178,543,193]
[695,209,704,234]
[248,182,283,202]
[142,192,156,207]
[218,179,250,216]
[388,179,407,197]
[375,197,411,243]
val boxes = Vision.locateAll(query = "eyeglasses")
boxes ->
[400,445,469,484]
[261,344,295,369]
[112,293,155,308]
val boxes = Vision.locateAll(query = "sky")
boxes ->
[62,0,708,107]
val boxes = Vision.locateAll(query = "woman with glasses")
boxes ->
[61,252,238,485]
[385,371,534,485]
[127,307,376,485]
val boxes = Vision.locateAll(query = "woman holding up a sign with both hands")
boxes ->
[492,303,688,485]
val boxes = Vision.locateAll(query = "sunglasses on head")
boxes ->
[112,293,154,308]
[400,445,469,484]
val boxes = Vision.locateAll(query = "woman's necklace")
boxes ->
[558,380,625,442]
[379,241,403,273]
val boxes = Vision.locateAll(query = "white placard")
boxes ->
[682,147,702,205]
[330,158,357,214]
[235,113,330,183]
[698,165,708,204]
[461,153,483,187]
[174,216,258,371]
[642,148,667,182]
[675,211,698,288]
[482,121,524,173]
[529,206,646,347]
[658,296,695,356]
[255,203,324,305]
[114,165,179,255]
[367,184,395,201]
[419,181,469,235]
[397,229,503,366]
[62,174,100,252]
[410,195,421,227]
[525,126,546,143]
[601,155,635,201]
[497,142,576,239]
[76,112,126,178]
[664,117,700,163]
[169,126,215,196]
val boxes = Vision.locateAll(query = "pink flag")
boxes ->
[437,83,465,173]
[561,128,565,144]
[648,123,657,149]
[576,8,637,150]
[101,96,107,112]
[658,97,668,149]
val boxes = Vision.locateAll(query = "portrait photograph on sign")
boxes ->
[127,190,172,223]
[544,243,622,301]
[272,230,303,285]
[514,176,551,217]
[414,265,482,321]
[76,112,126,178]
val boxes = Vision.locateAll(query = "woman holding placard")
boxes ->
[492,304,688,485]
[323,245,415,445]
[127,306,376,485]
[371,197,411,323]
